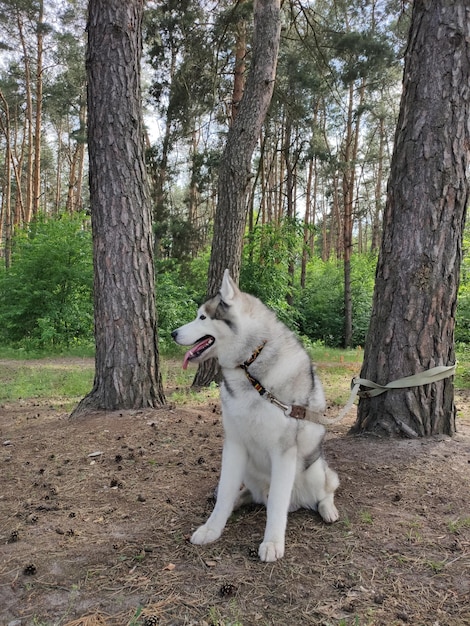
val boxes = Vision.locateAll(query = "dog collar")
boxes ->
[241,341,267,368]
[239,342,307,420]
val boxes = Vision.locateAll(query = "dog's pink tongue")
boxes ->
[182,348,193,370]
[182,337,212,370]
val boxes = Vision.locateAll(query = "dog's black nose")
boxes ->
[171,330,178,340]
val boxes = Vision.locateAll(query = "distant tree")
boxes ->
[72,0,165,416]
[353,0,470,437]
[193,0,281,387]
[144,0,217,256]
[45,6,88,215]
[0,0,53,225]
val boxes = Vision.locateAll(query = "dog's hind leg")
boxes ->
[317,464,340,523]
[191,440,247,546]
[259,446,297,562]
[304,460,339,523]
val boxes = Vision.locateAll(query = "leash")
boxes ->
[333,363,457,423]
[240,343,457,425]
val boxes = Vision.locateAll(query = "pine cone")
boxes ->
[23,564,37,576]
[219,582,237,597]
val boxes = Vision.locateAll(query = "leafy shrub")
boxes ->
[350,254,377,346]
[155,253,211,353]
[0,214,93,349]
[156,264,201,353]
[241,220,302,329]
[297,259,344,346]
[456,228,470,344]
[297,255,376,347]
[456,293,470,344]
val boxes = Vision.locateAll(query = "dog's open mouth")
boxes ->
[182,336,215,369]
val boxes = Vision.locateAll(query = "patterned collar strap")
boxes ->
[239,341,307,419]
[240,341,267,370]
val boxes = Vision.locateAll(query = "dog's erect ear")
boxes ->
[220,269,239,303]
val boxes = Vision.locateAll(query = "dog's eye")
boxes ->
[199,314,206,320]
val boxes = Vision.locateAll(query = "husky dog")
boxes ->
[172,270,339,562]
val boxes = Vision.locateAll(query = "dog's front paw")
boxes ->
[318,499,339,523]
[190,524,222,545]
[259,540,285,562]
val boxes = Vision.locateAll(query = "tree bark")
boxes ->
[193,0,281,387]
[353,1,470,437]
[72,0,165,416]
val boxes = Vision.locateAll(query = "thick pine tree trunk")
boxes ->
[72,0,165,416]
[193,0,281,387]
[353,1,470,437]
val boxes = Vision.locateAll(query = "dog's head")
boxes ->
[172,269,241,369]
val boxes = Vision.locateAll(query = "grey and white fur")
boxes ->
[172,269,339,562]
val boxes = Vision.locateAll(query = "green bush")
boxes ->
[456,295,470,343]
[241,220,302,329]
[0,214,93,349]
[297,259,344,346]
[350,254,377,346]
[156,262,203,353]
[297,255,376,347]
[456,228,470,344]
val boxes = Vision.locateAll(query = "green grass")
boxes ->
[308,344,364,365]
[0,344,94,360]
[0,351,216,405]
[0,343,469,405]
[447,517,470,533]
[0,361,95,402]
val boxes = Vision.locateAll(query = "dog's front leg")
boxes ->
[259,446,297,562]
[191,440,247,546]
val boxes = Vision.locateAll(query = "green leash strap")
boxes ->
[329,364,457,425]
[356,364,457,398]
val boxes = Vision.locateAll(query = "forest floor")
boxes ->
[0,358,469,626]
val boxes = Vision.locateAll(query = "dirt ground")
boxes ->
[0,360,469,626]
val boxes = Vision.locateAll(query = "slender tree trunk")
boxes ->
[231,0,247,125]
[0,90,12,267]
[11,118,24,225]
[332,171,341,259]
[188,127,199,246]
[66,147,79,213]
[371,115,385,252]
[74,96,87,211]
[72,0,165,416]
[17,11,33,224]
[32,0,44,219]
[247,130,266,238]
[152,47,176,257]
[353,0,470,437]
[343,79,365,347]
[193,0,281,387]
[283,116,295,306]
[54,120,63,214]
[300,156,315,289]
[342,82,353,345]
